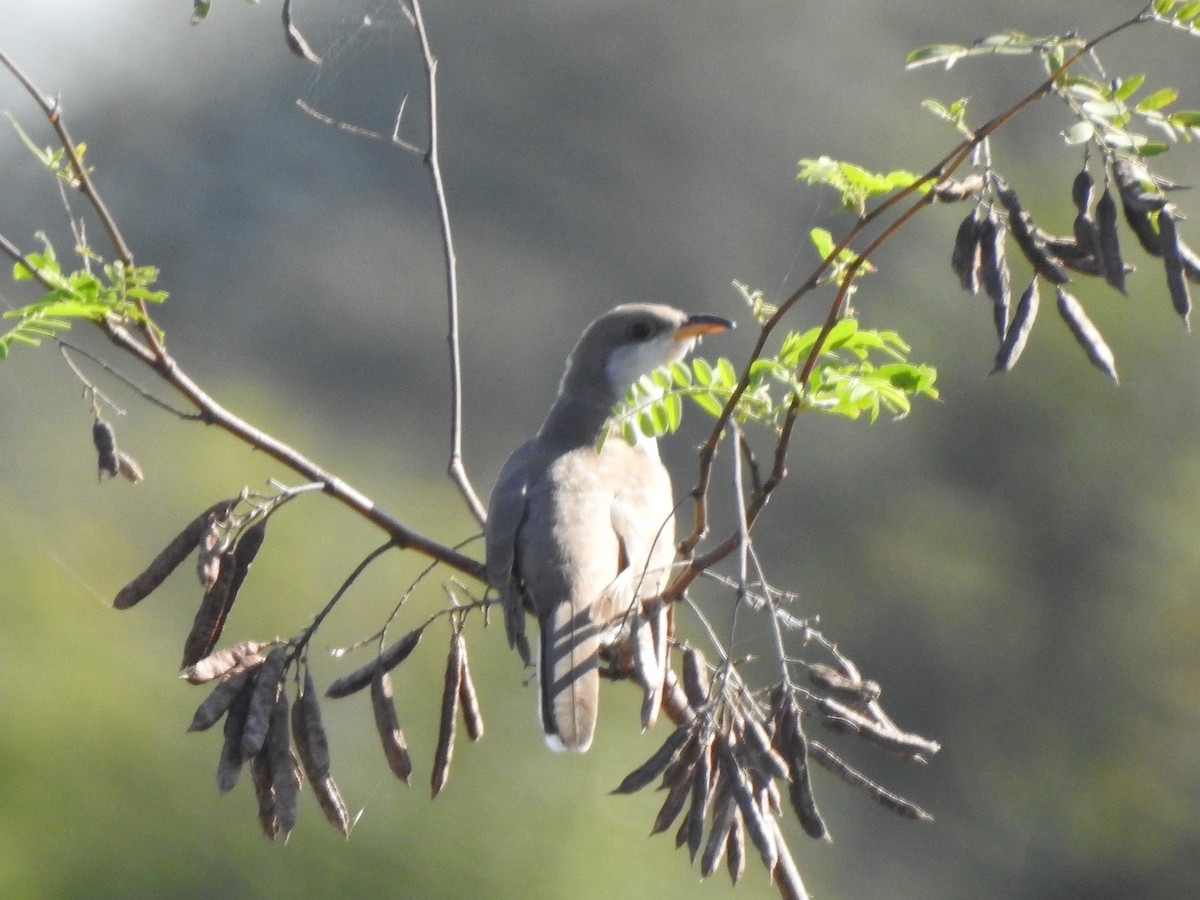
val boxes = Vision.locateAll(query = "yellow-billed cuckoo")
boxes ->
[485,304,733,752]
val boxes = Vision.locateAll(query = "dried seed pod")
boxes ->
[370,669,413,783]
[250,746,278,839]
[992,278,1040,374]
[181,639,266,685]
[1123,200,1163,256]
[659,729,702,791]
[726,809,746,885]
[227,519,267,601]
[1159,208,1192,329]
[92,417,119,481]
[113,497,236,609]
[1095,188,1127,293]
[291,668,332,780]
[457,640,484,742]
[325,627,424,699]
[1112,157,1165,212]
[779,706,827,841]
[681,646,710,709]
[1176,239,1200,284]
[116,451,144,483]
[685,737,714,862]
[180,551,237,668]
[740,715,791,783]
[815,696,943,757]
[995,183,1070,284]
[267,687,301,839]
[932,174,984,202]
[196,512,225,592]
[808,741,933,821]
[1055,288,1120,381]
[1072,211,1101,263]
[650,774,693,836]
[949,209,983,294]
[311,774,351,836]
[217,674,254,793]
[241,646,288,759]
[978,210,1011,339]
[188,666,258,732]
[1071,169,1094,214]
[431,634,464,798]
[700,780,736,877]
[282,0,322,63]
[806,661,881,704]
[717,735,777,872]
[612,724,692,795]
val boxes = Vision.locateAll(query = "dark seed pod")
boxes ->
[808,741,933,822]
[250,746,278,839]
[681,646,710,709]
[188,666,258,732]
[650,774,693,836]
[1071,169,1093,214]
[1072,212,1101,263]
[993,278,1040,374]
[726,810,746,886]
[370,669,413,784]
[282,0,322,64]
[950,210,983,294]
[612,724,692,795]
[1123,200,1163,256]
[217,674,254,793]
[932,174,984,202]
[1095,188,1127,294]
[457,640,484,742]
[113,497,236,609]
[1055,288,1119,381]
[92,418,119,481]
[780,706,827,841]
[717,734,777,872]
[180,551,237,668]
[325,627,425,699]
[267,687,301,839]
[1159,208,1192,329]
[685,737,714,862]
[311,774,351,836]
[806,661,882,704]
[1112,157,1166,212]
[431,634,464,798]
[241,646,288,759]
[978,210,1011,339]
[630,606,661,730]
[291,668,332,781]
[1177,239,1200,284]
[995,183,1070,284]
[740,716,791,783]
[227,519,267,601]
[196,512,224,592]
[700,779,736,877]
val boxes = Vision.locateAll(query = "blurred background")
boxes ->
[3,1,1200,898]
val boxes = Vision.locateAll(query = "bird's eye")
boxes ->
[626,321,654,341]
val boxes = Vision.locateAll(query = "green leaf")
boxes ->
[1155,0,1180,14]
[1178,0,1200,22]
[1061,121,1095,145]
[905,44,969,69]
[1138,88,1179,112]
[1112,74,1146,101]
[1169,110,1200,128]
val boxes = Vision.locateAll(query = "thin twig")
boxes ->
[408,0,487,525]
[58,339,200,419]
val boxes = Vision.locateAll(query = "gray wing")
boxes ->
[484,441,536,666]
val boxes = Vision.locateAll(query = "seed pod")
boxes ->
[992,278,1040,374]
[650,773,693,836]
[1088,188,1126,295]
[726,810,746,885]
[113,497,236,609]
[717,734,777,872]
[188,666,258,732]
[739,715,791,783]
[1177,239,1200,284]
[291,668,331,781]
[227,519,268,601]
[1112,157,1165,212]
[685,737,713,862]
[682,646,711,709]
[457,641,484,742]
[780,707,827,841]
[808,741,933,821]
[241,646,288,759]
[700,779,736,877]
[1072,211,1101,264]
[431,634,464,798]
[370,669,413,783]
[250,746,278,839]
[267,687,301,839]
[612,724,692,795]
[181,639,266,685]
[1159,208,1192,329]
[1123,200,1163,256]
[806,662,882,704]
[1055,288,1120,381]
[180,551,237,668]
[995,183,1070,284]
[115,451,144,483]
[282,0,322,63]
[1071,169,1093,214]
[325,627,424,699]
[932,174,984,202]
[217,674,254,793]
[630,606,659,725]
[311,774,351,836]
[92,417,119,481]
[196,512,224,592]
[950,210,983,293]
[977,210,1011,339]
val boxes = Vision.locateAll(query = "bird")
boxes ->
[485,303,734,752]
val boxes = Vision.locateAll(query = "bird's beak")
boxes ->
[674,313,735,341]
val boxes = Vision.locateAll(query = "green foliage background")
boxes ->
[4,2,1200,898]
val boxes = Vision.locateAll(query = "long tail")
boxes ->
[538,602,602,752]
